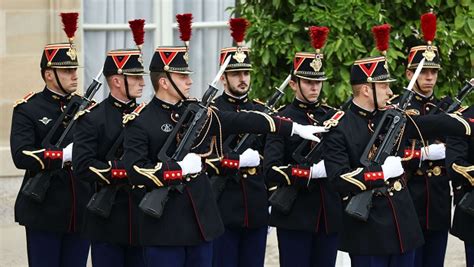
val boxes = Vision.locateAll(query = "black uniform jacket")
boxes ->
[73,94,145,246]
[205,92,268,229]
[446,106,474,244]
[324,101,472,255]
[10,88,92,233]
[123,96,294,246]
[395,93,452,231]
[264,98,342,234]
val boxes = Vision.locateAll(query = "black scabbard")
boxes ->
[268,186,298,215]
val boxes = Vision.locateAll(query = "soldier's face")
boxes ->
[47,68,78,94]
[291,78,322,103]
[374,82,393,108]
[169,73,192,99]
[406,68,438,96]
[125,75,145,99]
[221,71,250,97]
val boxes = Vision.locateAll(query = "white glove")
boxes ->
[62,143,73,165]
[310,160,327,179]
[239,148,261,168]
[177,153,202,176]
[381,156,404,180]
[421,143,446,161]
[291,123,327,142]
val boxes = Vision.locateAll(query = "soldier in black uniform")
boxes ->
[122,32,326,266]
[263,27,342,267]
[446,104,474,267]
[324,29,473,267]
[208,18,269,267]
[393,13,451,267]
[73,46,147,265]
[10,13,90,267]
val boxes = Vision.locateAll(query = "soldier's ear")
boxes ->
[362,84,371,97]
[158,76,169,90]
[44,69,54,82]
[288,79,298,92]
[405,69,413,80]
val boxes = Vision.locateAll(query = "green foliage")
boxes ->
[238,0,474,107]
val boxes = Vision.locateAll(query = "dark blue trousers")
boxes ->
[25,227,90,267]
[350,250,415,267]
[91,240,146,267]
[414,230,448,267]
[465,243,474,267]
[145,241,213,267]
[276,228,338,267]
[212,226,267,267]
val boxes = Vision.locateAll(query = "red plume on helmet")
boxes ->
[60,12,79,43]
[421,12,436,44]
[129,19,145,50]
[308,26,329,53]
[372,24,391,55]
[229,18,249,46]
[176,13,193,46]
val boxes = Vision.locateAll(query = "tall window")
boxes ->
[83,0,234,102]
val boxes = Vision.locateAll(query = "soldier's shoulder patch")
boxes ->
[123,102,147,124]
[387,94,400,105]
[323,110,345,129]
[14,91,37,107]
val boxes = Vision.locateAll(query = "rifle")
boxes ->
[458,191,474,217]
[211,74,289,199]
[21,69,103,202]
[428,78,474,115]
[86,131,125,218]
[138,56,232,219]
[345,58,426,221]
[269,112,326,214]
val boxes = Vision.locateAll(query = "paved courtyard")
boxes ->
[0,176,466,266]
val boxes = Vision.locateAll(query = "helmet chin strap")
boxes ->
[53,69,68,95]
[371,83,379,111]
[123,75,133,100]
[165,72,187,101]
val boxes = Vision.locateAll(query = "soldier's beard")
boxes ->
[228,83,249,97]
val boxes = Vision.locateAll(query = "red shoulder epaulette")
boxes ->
[123,102,147,124]
[323,110,345,128]
[13,92,36,107]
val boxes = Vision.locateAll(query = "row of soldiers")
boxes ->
[9,11,474,267]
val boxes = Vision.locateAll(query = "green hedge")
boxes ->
[238,0,473,107]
